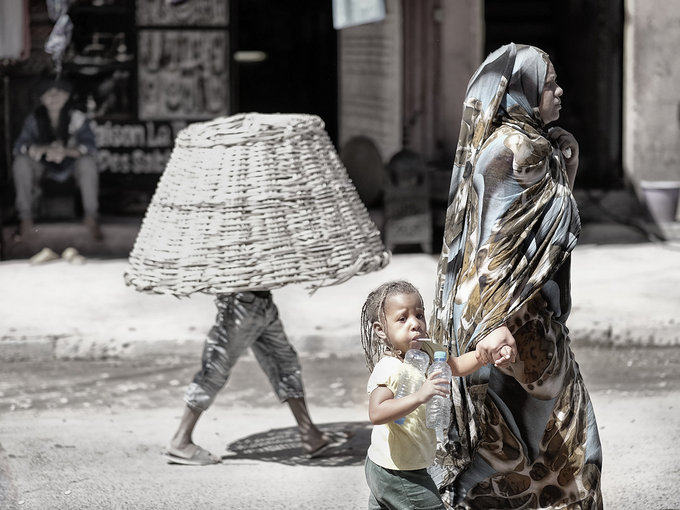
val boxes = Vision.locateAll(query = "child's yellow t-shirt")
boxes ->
[366,356,437,471]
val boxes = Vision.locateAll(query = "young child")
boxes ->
[360,280,513,510]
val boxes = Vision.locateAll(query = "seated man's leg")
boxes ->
[73,155,102,239]
[12,155,43,234]
[250,294,328,454]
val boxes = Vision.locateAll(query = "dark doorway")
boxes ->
[484,0,624,189]
[230,0,338,144]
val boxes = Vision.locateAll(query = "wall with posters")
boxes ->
[81,0,230,214]
[136,0,229,121]
[137,30,228,121]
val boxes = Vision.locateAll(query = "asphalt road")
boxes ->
[1,345,679,509]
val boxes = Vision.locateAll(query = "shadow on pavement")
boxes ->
[222,421,371,467]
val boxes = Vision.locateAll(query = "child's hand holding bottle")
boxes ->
[415,369,450,404]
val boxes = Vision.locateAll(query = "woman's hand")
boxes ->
[475,325,517,365]
[548,126,579,188]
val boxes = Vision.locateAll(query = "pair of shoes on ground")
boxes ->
[29,247,86,265]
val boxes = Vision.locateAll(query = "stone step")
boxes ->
[1,217,142,260]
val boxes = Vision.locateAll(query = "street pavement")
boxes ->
[1,237,680,509]
[1,239,679,362]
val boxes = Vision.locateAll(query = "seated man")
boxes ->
[12,78,102,240]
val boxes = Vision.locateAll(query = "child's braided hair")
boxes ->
[360,280,423,372]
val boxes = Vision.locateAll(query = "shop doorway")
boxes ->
[230,0,338,144]
[484,0,624,189]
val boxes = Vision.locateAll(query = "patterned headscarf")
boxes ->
[428,43,581,476]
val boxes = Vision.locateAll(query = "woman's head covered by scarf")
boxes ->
[462,43,551,149]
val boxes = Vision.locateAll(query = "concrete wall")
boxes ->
[624,0,680,184]
[337,0,483,164]
[438,0,484,162]
[338,0,403,163]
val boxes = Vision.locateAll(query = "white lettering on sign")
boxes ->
[96,149,174,174]
[93,121,186,173]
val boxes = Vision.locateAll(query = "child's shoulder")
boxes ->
[367,356,403,394]
[373,356,402,371]
[369,356,402,381]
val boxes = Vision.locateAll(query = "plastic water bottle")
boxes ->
[426,351,452,442]
[393,348,430,424]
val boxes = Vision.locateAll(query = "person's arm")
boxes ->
[63,145,84,158]
[448,351,482,377]
[368,371,448,425]
[44,110,96,163]
[70,110,97,156]
[449,344,514,376]
[44,142,83,164]
[548,126,579,189]
[13,114,47,160]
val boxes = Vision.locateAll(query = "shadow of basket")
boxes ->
[222,421,371,467]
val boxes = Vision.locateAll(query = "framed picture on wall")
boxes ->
[137,29,228,121]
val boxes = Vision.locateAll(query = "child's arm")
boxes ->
[368,371,449,425]
[447,351,483,377]
[448,345,515,376]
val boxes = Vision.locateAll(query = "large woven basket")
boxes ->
[124,113,390,297]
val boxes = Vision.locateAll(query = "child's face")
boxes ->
[374,292,427,355]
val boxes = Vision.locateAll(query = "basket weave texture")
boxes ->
[124,113,390,297]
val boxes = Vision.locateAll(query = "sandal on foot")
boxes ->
[162,446,221,466]
[305,431,353,459]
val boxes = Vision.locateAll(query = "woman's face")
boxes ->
[538,62,563,124]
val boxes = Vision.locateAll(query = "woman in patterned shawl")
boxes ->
[428,43,603,509]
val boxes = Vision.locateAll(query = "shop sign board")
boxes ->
[93,120,187,174]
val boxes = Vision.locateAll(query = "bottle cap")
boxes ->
[433,351,447,361]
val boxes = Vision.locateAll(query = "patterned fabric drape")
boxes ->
[428,44,601,509]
